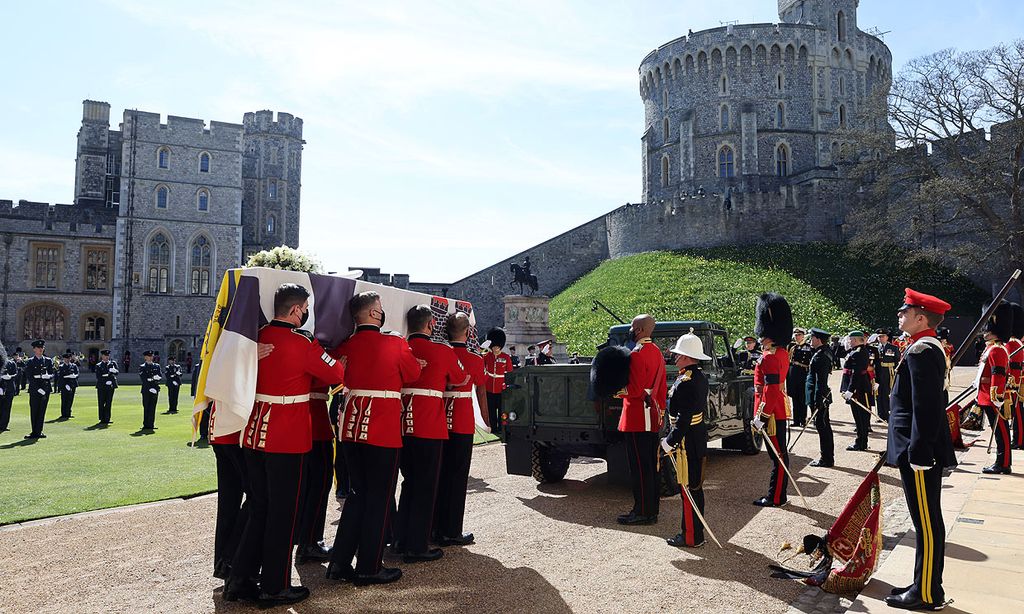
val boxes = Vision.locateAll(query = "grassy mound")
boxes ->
[550,244,988,354]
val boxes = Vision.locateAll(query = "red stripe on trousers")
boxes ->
[681,490,694,545]
[999,420,1012,468]
[1014,403,1024,446]
[284,459,304,586]
[770,435,785,505]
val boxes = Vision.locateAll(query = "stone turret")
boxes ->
[241,110,305,258]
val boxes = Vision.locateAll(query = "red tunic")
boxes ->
[754,347,790,421]
[1005,338,1022,400]
[309,382,334,442]
[976,341,1009,409]
[617,339,668,432]
[450,343,486,434]
[242,321,346,454]
[208,401,238,445]
[483,351,513,394]
[402,334,467,439]
[336,325,422,448]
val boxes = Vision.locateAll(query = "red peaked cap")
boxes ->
[898,288,951,315]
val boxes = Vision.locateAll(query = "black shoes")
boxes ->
[437,532,475,546]
[353,567,402,586]
[258,586,310,606]
[810,458,834,468]
[403,547,444,563]
[753,496,786,507]
[884,588,945,610]
[24,433,46,439]
[846,444,867,451]
[223,577,260,602]
[616,512,658,525]
[982,464,1012,474]
[325,562,356,581]
[666,533,704,548]
[891,584,914,595]
[296,542,332,563]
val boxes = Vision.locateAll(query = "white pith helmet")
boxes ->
[669,333,711,361]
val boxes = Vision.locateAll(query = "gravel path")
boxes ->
[0,369,976,614]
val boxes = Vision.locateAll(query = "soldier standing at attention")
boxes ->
[885,289,955,611]
[95,349,118,424]
[875,329,900,421]
[806,329,835,467]
[841,331,873,451]
[662,333,711,548]
[1004,304,1024,451]
[615,314,667,524]
[0,347,17,432]
[326,291,421,587]
[138,350,163,431]
[483,328,512,435]
[976,301,1013,474]
[787,329,813,427]
[226,283,345,605]
[752,294,793,507]
[164,356,183,414]
[57,352,79,419]
[24,339,55,439]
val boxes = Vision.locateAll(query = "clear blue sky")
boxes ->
[2,1,1021,281]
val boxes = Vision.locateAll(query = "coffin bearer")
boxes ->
[57,352,80,419]
[874,329,900,421]
[95,349,118,424]
[24,339,55,439]
[1005,303,1024,450]
[663,333,710,548]
[483,328,512,435]
[976,301,1013,474]
[885,288,955,611]
[139,350,163,431]
[841,331,873,451]
[806,328,835,467]
[752,294,793,507]
[164,356,183,414]
[294,377,336,563]
[787,329,813,427]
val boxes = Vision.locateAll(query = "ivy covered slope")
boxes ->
[549,244,989,354]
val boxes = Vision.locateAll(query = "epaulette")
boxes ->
[291,328,314,342]
[384,330,404,338]
[679,370,693,382]
[908,337,943,355]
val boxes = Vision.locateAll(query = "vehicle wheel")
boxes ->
[659,454,680,497]
[531,443,570,483]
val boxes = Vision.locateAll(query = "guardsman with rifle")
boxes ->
[662,333,711,548]
[1006,303,1024,451]
[976,301,1013,474]
[875,329,899,421]
[482,328,512,435]
[57,352,79,419]
[0,347,17,432]
[95,349,118,424]
[787,328,813,427]
[806,328,835,467]
[841,331,873,451]
[751,293,793,507]
[24,339,55,439]
[164,356,183,414]
[885,288,955,611]
[138,350,162,431]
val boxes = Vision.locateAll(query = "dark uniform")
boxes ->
[787,337,813,426]
[866,342,880,415]
[95,353,119,424]
[665,363,708,547]
[328,392,350,497]
[164,361,183,413]
[209,401,248,581]
[736,338,761,373]
[1,354,18,432]
[875,334,900,421]
[805,330,834,466]
[24,341,55,438]
[885,289,954,611]
[295,383,336,562]
[138,354,163,430]
[841,337,872,450]
[57,358,80,419]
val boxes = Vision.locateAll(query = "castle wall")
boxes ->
[242,110,304,257]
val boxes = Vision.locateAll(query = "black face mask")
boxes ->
[376,310,386,329]
[299,309,309,327]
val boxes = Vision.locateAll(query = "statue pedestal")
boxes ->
[502,295,568,362]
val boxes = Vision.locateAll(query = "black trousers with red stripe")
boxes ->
[625,431,660,518]
[296,439,334,547]
[983,405,1013,468]
[230,449,305,594]
[212,443,249,575]
[395,436,444,554]
[679,455,706,546]
[330,442,401,575]
[435,432,474,538]
[1012,400,1024,450]
[766,419,790,505]
[898,462,945,605]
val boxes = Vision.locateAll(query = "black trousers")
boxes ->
[167,383,180,412]
[231,449,305,594]
[898,462,946,605]
[849,392,870,448]
[876,370,893,420]
[766,418,790,505]
[624,431,660,517]
[788,369,808,425]
[297,440,334,547]
[330,442,401,574]
[0,391,13,430]
[141,388,159,429]
[1011,400,1024,450]
[29,391,50,436]
[814,404,834,463]
[486,392,502,434]
[212,443,249,574]
[199,407,210,439]
[395,436,444,554]
[97,386,115,423]
[60,388,76,418]
[679,454,706,546]
[983,405,1013,469]
[435,432,474,538]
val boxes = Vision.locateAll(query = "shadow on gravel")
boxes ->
[825,462,904,489]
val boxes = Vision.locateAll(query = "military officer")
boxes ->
[95,349,118,424]
[326,291,421,587]
[841,331,873,451]
[787,328,813,427]
[806,328,835,467]
[736,336,761,372]
[615,314,668,524]
[976,301,1013,474]
[56,352,79,419]
[23,339,55,439]
[663,333,711,548]
[885,288,955,611]
[874,329,900,421]
[1005,304,1024,450]
[164,356,183,414]
[0,347,17,432]
[483,328,512,435]
[226,283,346,605]
[752,294,793,507]
[138,350,163,431]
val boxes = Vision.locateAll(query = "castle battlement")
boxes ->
[0,199,118,225]
[243,110,304,139]
[120,110,244,143]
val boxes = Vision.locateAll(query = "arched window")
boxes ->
[776,144,789,177]
[199,152,210,173]
[148,232,171,294]
[157,147,169,169]
[839,105,847,128]
[197,188,210,212]
[662,89,668,108]
[718,146,735,178]
[267,215,276,235]
[720,74,728,95]
[663,117,670,141]
[168,339,186,363]
[190,235,211,295]
[661,155,670,187]
[155,185,169,209]
[837,11,846,42]
[22,304,67,340]
[268,181,278,200]
[83,315,107,341]
[777,103,786,128]
[720,105,730,130]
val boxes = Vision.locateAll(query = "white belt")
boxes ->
[443,391,473,399]
[309,392,329,401]
[485,371,505,378]
[347,389,402,400]
[255,393,310,404]
[400,388,444,398]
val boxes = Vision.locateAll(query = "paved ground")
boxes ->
[0,369,981,613]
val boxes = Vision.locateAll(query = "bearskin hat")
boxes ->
[1011,303,1024,340]
[485,327,506,349]
[754,293,794,346]
[590,345,632,399]
[981,300,1013,343]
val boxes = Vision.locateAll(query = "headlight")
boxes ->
[508,412,517,421]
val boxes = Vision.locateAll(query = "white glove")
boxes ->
[42,373,52,380]
[65,385,71,391]
[910,463,931,471]
[110,368,119,374]
[36,388,47,395]
[1,374,12,380]
[660,437,674,454]
[0,388,4,396]
[149,388,158,394]
[170,382,178,387]
[106,381,114,386]
[751,416,765,431]
[153,375,162,381]
[842,390,854,401]
[872,382,879,393]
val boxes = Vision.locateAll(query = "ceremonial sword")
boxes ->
[660,439,723,549]
[751,421,809,509]
[788,406,819,453]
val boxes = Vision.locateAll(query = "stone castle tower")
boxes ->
[241,110,304,259]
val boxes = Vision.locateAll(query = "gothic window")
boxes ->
[85,248,110,291]
[720,74,728,95]
[267,215,276,235]
[717,146,735,178]
[148,232,171,294]
[155,185,169,209]
[83,315,107,341]
[269,181,278,200]
[776,144,789,177]
[663,117,670,141]
[839,105,847,128]
[199,152,211,173]
[837,11,846,42]
[661,155,670,187]
[662,89,668,108]
[190,235,211,296]
[777,103,786,128]
[22,304,66,340]
[168,339,186,362]
[720,105,730,130]
[157,147,170,169]
[33,244,60,289]
[197,188,210,212]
